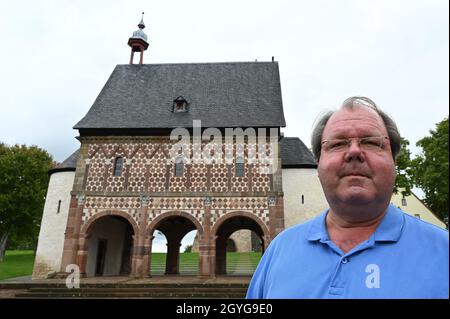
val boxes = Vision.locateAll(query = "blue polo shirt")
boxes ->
[246,204,449,299]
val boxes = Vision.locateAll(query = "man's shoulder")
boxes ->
[404,213,448,233]
[272,212,326,245]
[399,208,448,242]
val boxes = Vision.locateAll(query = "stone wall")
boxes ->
[33,171,75,279]
[282,168,328,227]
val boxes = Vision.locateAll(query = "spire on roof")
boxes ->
[128,12,149,64]
[138,12,145,29]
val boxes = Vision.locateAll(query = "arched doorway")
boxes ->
[213,214,267,276]
[147,212,203,276]
[226,238,237,252]
[84,215,135,277]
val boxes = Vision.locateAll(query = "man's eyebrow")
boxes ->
[324,130,382,139]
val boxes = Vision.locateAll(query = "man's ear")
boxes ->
[316,160,320,177]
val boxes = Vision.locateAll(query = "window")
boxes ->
[57,200,61,214]
[301,195,304,205]
[113,157,123,176]
[172,96,188,113]
[401,197,407,206]
[235,157,245,177]
[174,157,184,177]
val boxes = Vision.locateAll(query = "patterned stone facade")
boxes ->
[60,136,284,278]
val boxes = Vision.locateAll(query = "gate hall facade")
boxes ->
[32,16,314,279]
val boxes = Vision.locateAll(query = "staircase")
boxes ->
[14,282,248,299]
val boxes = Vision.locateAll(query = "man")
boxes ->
[246,96,449,299]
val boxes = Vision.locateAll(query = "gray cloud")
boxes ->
[0,0,448,163]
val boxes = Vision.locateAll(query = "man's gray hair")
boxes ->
[311,96,401,161]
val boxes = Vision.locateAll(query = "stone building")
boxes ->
[32,17,446,279]
[33,16,302,279]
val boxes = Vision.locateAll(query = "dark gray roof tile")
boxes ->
[280,137,317,168]
[74,62,286,129]
[59,149,79,169]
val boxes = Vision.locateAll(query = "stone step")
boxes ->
[26,287,248,293]
[16,293,246,299]
[15,287,247,298]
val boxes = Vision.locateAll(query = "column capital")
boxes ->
[267,195,276,206]
[203,196,212,206]
[140,195,151,207]
[76,194,86,206]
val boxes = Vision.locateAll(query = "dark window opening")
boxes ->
[175,157,184,177]
[57,200,61,214]
[401,197,407,206]
[301,195,304,204]
[172,96,188,113]
[236,157,245,177]
[113,157,123,176]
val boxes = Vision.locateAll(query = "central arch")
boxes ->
[146,211,204,276]
[212,211,269,276]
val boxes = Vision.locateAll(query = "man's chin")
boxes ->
[340,187,374,204]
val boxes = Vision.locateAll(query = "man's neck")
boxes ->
[325,207,387,254]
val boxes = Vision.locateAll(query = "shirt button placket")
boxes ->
[329,257,349,297]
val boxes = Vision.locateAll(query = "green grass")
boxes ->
[151,252,262,275]
[0,250,35,280]
[151,252,200,275]
[226,252,262,275]
[0,251,263,280]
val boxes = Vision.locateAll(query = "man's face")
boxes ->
[317,106,396,208]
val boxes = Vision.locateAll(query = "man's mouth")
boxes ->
[341,172,370,178]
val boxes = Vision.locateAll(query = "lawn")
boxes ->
[0,250,35,281]
[0,251,263,280]
[151,252,262,275]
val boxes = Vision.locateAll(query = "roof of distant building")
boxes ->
[48,149,79,175]
[280,137,317,168]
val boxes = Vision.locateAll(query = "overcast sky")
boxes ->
[0,0,448,251]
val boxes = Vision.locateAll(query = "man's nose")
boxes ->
[344,139,365,162]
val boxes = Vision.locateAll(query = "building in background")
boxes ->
[32,16,446,279]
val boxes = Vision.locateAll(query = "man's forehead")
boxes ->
[326,107,385,128]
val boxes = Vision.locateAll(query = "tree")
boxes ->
[394,137,414,197]
[411,118,449,222]
[0,143,53,261]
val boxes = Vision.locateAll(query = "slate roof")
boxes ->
[74,62,286,129]
[280,137,317,168]
[48,149,79,175]
[59,149,79,168]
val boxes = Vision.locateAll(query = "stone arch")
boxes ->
[145,211,204,276]
[146,210,204,235]
[211,211,269,238]
[212,211,269,276]
[80,210,139,238]
[79,210,138,277]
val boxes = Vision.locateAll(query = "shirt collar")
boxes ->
[307,209,329,241]
[307,204,405,242]
[372,204,405,242]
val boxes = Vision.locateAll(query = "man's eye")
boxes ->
[329,140,347,149]
[361,138,379,147]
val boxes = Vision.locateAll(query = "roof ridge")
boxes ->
[116,61,278,67]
